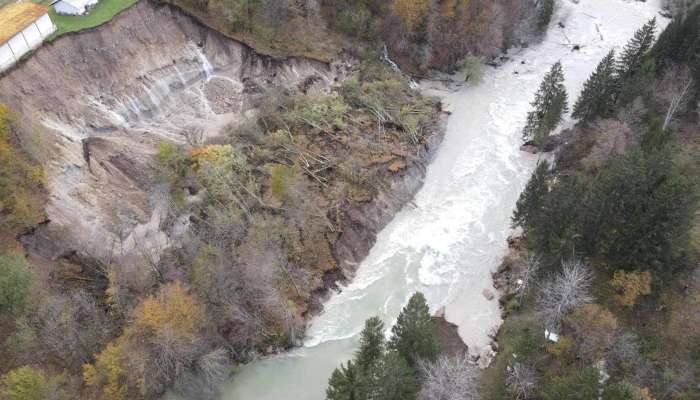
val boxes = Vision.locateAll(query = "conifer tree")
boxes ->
[573,50,617,121]
[522,61,569,146]
[388,292,437,366]
[364,352,418,400]
[326,360,359,400]
[616,18,657,85]
[651,6,700,73]
[512,160,550,230]
[355,316,385,373]
[538,0,556,31]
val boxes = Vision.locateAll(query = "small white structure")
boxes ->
[53,0,99,16]
[0,3,56,73]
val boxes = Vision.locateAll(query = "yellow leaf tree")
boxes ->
[393,0,430,38]
[610,270,652,307]
[84,282,206,399]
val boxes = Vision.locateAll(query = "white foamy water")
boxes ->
[222,1,666,398]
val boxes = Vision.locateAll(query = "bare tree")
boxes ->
[661,66,694,131]
[37,291,111,369]
[506,363,537,400]
[176,348,229,400]
[536,258,593,332]
[518,253,541,300]
[418,353,480,400]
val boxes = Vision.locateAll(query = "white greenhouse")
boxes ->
[53,0,100,16]
[0,3,56,73]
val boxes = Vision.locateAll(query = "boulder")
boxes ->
[478,345,496,369]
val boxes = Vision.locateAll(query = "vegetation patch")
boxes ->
[482,10,700,400]
[44,0,138,38]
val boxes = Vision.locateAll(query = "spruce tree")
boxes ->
[388,292,437,366]
[522,61,569,146]
[326,360,359,400]
[651,6,700,71]
[364,352,418,400]
[355,316,385,373]
[538,0,556,31]
[616,18,657,84]
[573,50,617,121]
[512,160,550,230]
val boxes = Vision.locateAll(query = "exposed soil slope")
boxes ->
[0,1,342,263]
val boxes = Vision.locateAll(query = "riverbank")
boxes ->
[420,0,666,361]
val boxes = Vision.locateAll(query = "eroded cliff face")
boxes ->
[0,1,343,264]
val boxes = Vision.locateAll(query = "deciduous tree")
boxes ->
[564,304,618,362]
[392,0,430,39]
[0,367,53,400]
[417,353,479,400]
[609,270,652,307]
[506,362,537,400]
[536,259,593,331]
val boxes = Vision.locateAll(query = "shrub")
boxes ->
[564,304,618,362]
[337,5,374,39]
[156,141,189,186]
[282,95,349,133]
[0,367,52,400]
[457,55,485,83]
[546,335,574,359]
[269,164,299,202]
[341,75,435,144]
[539,366,599,400]
[0,104,45,237]
[189,144,251,204]
[0,253,35,321]
[603,381,637,400]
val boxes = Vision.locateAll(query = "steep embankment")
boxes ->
[0,1,341,263]
[0,2,446,397]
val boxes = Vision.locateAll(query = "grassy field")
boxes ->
[0,0,138,38]
[45,0,138,37]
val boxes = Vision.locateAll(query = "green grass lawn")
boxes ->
[0,0,138,38]
[45,0,138,37]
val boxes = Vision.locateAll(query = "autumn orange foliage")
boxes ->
[188,144,235,171]
[610,270,652,307]
[393,0,430,38]
[84,282,205,399]
[133,282,205,341]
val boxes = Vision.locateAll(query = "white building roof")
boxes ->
[54,0,98,9]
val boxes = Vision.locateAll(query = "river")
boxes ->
[222,1,665,398]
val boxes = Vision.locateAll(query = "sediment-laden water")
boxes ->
[223,1,666,398]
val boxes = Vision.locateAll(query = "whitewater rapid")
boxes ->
[222,1,665,398]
